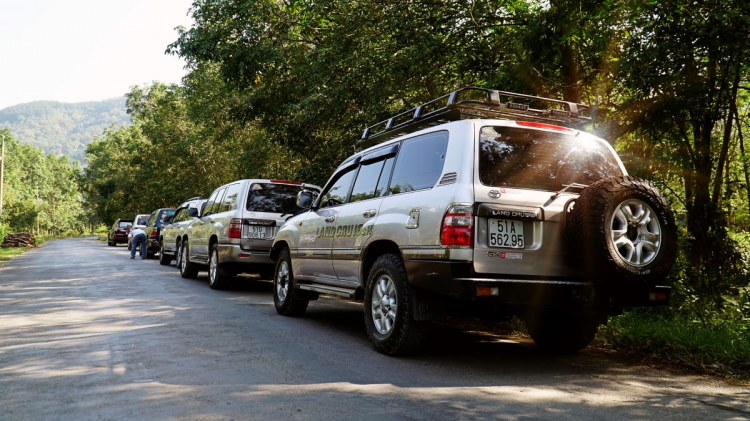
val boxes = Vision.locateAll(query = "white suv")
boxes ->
[178,179,320,289]
[270,87,677,355]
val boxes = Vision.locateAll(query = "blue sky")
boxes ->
[0,0,194,109]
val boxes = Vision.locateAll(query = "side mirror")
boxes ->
[297,191,314,209]
[188,208,199,218]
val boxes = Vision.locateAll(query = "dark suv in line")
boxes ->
[142,208,176,259]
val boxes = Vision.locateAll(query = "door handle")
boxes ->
[325,216,336,223]
[363,210,377,218]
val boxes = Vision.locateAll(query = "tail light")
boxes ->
[150,229,157,238]
[228,218,242,239]
[441,204,473,247]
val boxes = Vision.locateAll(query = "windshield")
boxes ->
[246,183,306,214]
[478,126,622,191]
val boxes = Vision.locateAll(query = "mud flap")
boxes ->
[411,286,446,321]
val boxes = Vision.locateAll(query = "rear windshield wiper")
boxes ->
[544,183,588,207]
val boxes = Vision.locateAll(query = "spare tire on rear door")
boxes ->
[567,175,677,294]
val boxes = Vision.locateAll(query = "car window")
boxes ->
[208,188,227,215]
[374,157,395,197]
[136,215,150,225]
[203,189,222,216]
[478,126,623,191]
[319,168,356,208]
[117,221,132,228]
[172,209,185,223]
[221,183,242,212]
[246,183,310,213]
[389,131,449,194]
[350,160,387,203]
[147,213,156,226]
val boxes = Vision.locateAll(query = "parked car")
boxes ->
[269,87,677,355]
[142,208,176,259]
[108,219,133,246]
[159,197,207,266]
[177,179,321,289]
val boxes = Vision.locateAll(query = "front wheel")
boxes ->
[208,244,231,290]
[273,248,308,316]
[363,254,428,355]
[179,240,200,279]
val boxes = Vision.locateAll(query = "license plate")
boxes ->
[488,219,525,249]
[248,226,268,239]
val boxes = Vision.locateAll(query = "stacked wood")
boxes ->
[2,233,36,248]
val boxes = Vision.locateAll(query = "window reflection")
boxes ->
[479,126,622,191]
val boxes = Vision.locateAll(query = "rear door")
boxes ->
[331,146,397,284]
[472,124,624,278]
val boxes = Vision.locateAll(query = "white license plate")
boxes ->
[248,226,268,239]
[488,219,525,249]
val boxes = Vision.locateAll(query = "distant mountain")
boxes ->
[0,98,132,162]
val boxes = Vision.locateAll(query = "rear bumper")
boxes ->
[218,244,274,266]
[112,234,128,242]
[404,260,670,307]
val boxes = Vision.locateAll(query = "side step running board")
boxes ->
[297,284,356,299]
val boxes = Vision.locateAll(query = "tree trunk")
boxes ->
[712,67,740,209]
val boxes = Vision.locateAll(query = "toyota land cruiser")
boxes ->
[270,87,677,355]
[178,179,321,288]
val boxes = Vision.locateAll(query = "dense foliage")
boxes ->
[81,0,748,375]
[0,128,89,238]
[0,98,131,162]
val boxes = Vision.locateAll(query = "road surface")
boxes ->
[0,238,748,420]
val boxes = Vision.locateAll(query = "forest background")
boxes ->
[2,0,749,379]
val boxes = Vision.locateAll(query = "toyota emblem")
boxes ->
[488,190,501,199]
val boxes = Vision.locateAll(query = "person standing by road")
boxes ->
[128,227,147,260]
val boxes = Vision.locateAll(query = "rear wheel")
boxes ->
[179,240,199,279]
[525,310,600,354]
[159,240,172,265]
[107,237,114,247]
[208,244,231,290]
[273,248,308,316]
[364,254,428,355]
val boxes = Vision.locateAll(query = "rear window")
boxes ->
[136,215,149,225]
[156,210,175,226]
[117,221,132,228]
[478,126,622,191]
[246,183,306,214]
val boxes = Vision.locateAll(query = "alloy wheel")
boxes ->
[276,260,290,303]
[371,275,398,335]
[608,199,662,267]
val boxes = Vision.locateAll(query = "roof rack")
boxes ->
[359,87,591,149]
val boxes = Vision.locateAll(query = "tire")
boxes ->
[363,254,428,356]
[567,175,677,293]
[179,240,200,279]
[175,240,182,269]
[107,237,114,247]
[159,240,172,266]
[526,310,600,353]
[208,244,232,290]
[273,248,309,316]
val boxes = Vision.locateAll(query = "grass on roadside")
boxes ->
[0,247,31,264]
[595,308,750,382]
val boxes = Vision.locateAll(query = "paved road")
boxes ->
[1,238,748,420]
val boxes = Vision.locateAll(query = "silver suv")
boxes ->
[159,197,207,266]
[270,87,677,355]
[178,179,321,289]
